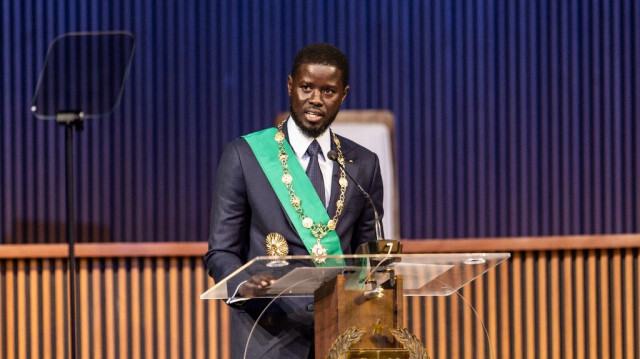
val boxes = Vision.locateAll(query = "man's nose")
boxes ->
[308,89,322,104]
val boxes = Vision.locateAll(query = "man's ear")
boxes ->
[341,85,350,104]
[287,75,293,96]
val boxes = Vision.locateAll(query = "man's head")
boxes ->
[287,43,350,138]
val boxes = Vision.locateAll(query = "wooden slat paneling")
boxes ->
[0,242,639,358]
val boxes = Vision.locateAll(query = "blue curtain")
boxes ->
[1,0,639,243]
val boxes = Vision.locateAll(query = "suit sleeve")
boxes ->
[351,153,385,250]
[204,140,251,286]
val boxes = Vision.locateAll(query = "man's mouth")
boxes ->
[304,110,325,122]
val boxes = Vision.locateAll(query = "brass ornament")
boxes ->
[311,241,328,259]
[265,232,289,267]
[326,326,429,359]
[327,219,336,230]
[326,327,365,359]
[282,173,293,184]
[302,217,314,228]
[265,232,288,257]
[390,328,430,359]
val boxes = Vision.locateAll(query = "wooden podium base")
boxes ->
[314,274,405,358]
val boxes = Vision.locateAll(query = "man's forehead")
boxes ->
[296,62,340,74]
[294,63,343,83]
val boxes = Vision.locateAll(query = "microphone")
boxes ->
[327,150,383,241]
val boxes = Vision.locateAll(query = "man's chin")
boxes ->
[291,115,331,138]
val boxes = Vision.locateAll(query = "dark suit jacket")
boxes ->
[204,128,384,359]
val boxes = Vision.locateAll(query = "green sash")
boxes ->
[243,128,344,259]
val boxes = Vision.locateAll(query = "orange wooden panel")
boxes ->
[207,284,217,359]
[499,261,510,358]
[587,250,597,359]
[143,258,154,359]
[169,258,179,359]
[511,253,523,357]
[425,296,434,357]
[624,249,635,359]
[562,251,574,359]
[118,258,129,359]
[549,252,560,359]
[28,259,39,359]
[450,293,460,359]
[42,260,52,359]
[18,260,26,359]
[436,296,447,359]
[156,258,167,359]
[220,299,230,359]
[525,252,535,359]
[474,276,485,358]
[462,285,473,359]
[195,264,205,359]
[105,259,115,359]
[537,254,548,359]
[0,260,2,359]
[131,258,141,359]
[92,259,103,359]
[182,260,193,359]
[7,260,15,359]
[79,259,90,359]
[54,259,65,359]
[486,269,497,359]
[611,250,623,359]
[574,251,585,359]
[600,253,610,358]
[636,252,640,358]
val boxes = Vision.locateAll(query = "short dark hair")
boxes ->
[290,43,350,87]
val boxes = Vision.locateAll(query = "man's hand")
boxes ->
[238,273,277,297]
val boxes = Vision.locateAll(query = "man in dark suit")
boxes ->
[204,43,384,358]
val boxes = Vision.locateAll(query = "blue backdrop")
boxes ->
[1,0,639,243]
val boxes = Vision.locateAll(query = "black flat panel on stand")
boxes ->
[31,31,135,359]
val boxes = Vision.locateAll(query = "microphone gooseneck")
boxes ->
[327,150,383,241]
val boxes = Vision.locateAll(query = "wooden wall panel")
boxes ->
[0,257,230,359]
[400,248,640,359]
[0,241,638,358]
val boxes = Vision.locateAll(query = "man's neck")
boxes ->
[286,117,332,158]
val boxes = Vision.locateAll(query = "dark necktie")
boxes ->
[305,140,325,207]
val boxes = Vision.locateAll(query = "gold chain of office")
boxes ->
[275,120,348,254]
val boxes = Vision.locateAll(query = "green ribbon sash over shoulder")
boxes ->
[243,127,344,259]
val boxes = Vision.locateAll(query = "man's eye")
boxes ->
[323,89,336,94]
[301,85,311,91]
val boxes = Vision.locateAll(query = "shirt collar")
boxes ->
[286,116,332,159]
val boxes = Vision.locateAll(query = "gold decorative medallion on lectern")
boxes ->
[265,232,289,267]
[326,326,429,359]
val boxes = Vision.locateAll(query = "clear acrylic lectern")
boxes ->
[202,252,510,359]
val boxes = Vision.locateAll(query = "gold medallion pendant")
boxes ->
[311,242,328,263]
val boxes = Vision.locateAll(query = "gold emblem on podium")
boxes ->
[265,232,288,267]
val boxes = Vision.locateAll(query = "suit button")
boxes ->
[306,304,314,311]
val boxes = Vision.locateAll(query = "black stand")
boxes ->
[58,113,84,359]
[31,31,136,359]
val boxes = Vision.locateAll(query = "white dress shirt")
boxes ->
[286,117,334,207]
